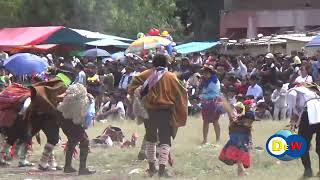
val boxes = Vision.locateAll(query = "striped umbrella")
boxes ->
[125,36,172,54]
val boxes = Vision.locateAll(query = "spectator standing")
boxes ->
[199,65,224,144]
[230,57,247,79]
[271,81,287,121]
[190,53,203,66]
[118,66,135,91]
[294,65,313,86]
[73,63,86,86]
[260,53,278,86]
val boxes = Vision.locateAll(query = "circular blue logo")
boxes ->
[266,134,288,158]
[285,135,307,158]
[266,130,307,161]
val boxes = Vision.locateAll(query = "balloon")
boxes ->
[161,31,169,37]
[148,28,160,36]
[137,32,145,39]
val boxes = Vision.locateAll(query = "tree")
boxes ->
[176,0,223,41]
[1,0,222,41]
[108,0,181,39]
[0,0,23,27]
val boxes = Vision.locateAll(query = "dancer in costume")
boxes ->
[128,54,188,178]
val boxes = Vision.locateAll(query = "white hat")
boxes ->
[102,58,114,64]
[293,56,301,65]
[46,54,53,61]
[265,53,274,59]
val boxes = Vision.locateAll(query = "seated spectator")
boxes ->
[95,92,125,121]
[255,102,272,121]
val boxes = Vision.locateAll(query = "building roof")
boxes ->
[226,33,315,46]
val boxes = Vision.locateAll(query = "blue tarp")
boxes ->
[175,42,220,54]
[306,35,320,47]
[86,38,130,48]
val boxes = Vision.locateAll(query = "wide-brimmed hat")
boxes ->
[304,82,320,92]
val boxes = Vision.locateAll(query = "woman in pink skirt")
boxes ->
[199,65,224,144]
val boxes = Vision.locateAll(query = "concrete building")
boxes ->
[220,0,320,38]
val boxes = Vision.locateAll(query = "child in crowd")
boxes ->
[255,102,272,120]
[271,81,287,120]
[188,96,201,116]
[226,87,237,105]
[95,92,125,121]
[219,102,255,176]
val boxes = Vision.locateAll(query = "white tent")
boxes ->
[72,28,133,42]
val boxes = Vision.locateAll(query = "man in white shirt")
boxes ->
[287,84,320,178]
[95,93,126,121]
[246,75,263,99]
[271,81,287,120]
[230,58,247,79]
[118,66,135,91]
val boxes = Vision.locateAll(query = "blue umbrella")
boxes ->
[111,51,125,60]
[83,48,111,58]
[4,53,48,76]
[306,35,320,47]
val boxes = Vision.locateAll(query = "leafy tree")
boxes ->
[0,0,23,27]
[176,0,223,41]
[0,0,222,41]
[108,0,181,39]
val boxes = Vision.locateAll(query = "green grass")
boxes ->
[0,116,318,180]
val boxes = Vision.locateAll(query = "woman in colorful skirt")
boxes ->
[199,65,224,144]
[219,102,255,177]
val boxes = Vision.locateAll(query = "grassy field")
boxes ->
[0,116,318,180]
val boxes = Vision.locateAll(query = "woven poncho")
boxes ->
[57,83,90,125]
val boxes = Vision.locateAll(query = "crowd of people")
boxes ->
[0,46,320,177]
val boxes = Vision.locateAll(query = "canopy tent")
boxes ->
[175,42,220,54]
[72,28,133,42]
[0,26,93,53]
[86,38,130,48]
[1,44,57,54]
[305,35,320,47]
[0,26,64,46]
[41,27,92,45]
